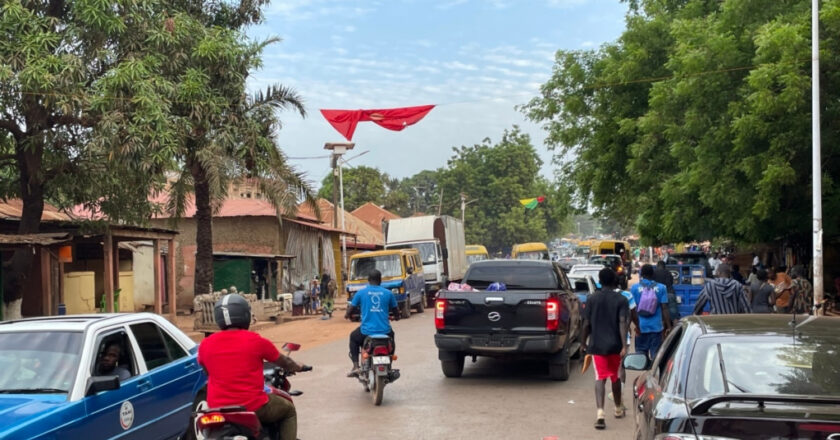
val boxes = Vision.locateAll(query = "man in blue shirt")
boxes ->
[345,269,400,377]
[630,264,672,360]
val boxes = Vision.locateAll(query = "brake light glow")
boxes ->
[546,298,560,331]
[199,414,225,425]
[373,346,390,356]
[435,299,446,329]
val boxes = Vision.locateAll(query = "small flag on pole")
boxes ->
[519,196,546,210]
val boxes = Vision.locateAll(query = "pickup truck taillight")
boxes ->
[546,298,560,331]
[434,299,447,329]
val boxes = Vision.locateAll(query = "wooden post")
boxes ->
[40,249,52,315]
[103,232,114,313]
[113,238,120,311]
[167,238,176,323]
[153,239,162,315]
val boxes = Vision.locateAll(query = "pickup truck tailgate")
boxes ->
[439,290,559,333]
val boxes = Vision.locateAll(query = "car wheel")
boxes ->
[548,351,571,381]
[401,301,411,319]
[441,356,464,378]
[415,296,425,313]
[183,389,208,440]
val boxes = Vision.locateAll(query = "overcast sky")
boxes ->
[247,0,629,188]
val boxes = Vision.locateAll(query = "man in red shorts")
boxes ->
[580,267,630,430]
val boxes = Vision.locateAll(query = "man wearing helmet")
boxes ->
[345,269,400,377]
[198,293,303,440]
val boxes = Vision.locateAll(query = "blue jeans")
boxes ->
[635,332,662,360]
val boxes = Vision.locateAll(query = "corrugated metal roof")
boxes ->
[144,193,279,219]
[297,199,383,245]
[0,232,71,246]
[0,200,72,221]
[351,202,400,231]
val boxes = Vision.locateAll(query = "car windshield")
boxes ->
[466,265,557,289]
[570,268,601,283]
[0,331,83,394]
[515,251,548,260]
[351,254,403,280]
[389,243,436,264]
[467,254,487,264]
[687,335,840,400]
[590,256,621,267]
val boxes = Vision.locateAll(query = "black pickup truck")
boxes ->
[433,259,582,380]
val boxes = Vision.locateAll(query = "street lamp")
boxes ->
[812,0,824,312]
[324,142,354,281]
[459,193,478,224]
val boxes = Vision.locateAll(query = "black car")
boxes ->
[624,315,840,440]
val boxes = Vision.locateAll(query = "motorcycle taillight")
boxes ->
[373,345,391,356]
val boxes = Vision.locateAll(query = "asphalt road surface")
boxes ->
[289,310,637,440]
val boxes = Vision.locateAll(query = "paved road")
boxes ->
[289,310,637,440]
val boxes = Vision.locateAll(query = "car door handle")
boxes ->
[184,361,197,371]
[137,379,152,391]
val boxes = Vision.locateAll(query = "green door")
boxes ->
[213,258,252,293]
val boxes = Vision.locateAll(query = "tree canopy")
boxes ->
[524,0,840,245]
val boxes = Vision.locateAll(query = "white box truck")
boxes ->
[385,215,467,305]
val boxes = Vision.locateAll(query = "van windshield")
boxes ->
[389,243,437,264]
[350,254,402,280]
[515,251,548,260]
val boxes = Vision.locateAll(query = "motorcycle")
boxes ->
[354,335,400,405]
[194,342,312,440]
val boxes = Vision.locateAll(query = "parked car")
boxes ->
[624,314,840,440]
[0,313,207,440]
[434,259,581,381]
[566,273,597,310]
[588,254,628,289]
[568,264,605,287]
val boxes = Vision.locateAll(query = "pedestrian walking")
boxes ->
[629,264,671,361]
[310,278,320,313]
[708,253,722,273]
[747,269,774,313]
[653,261,679,326]
[292,284,306,316]
[693,264,751,315]
[790,266,813,314]
[751,252,761,271]
[769,266,793,313]
[731,264,745,285]
[580,268,630,430]
[320,273,336,319]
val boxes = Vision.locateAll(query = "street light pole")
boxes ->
[324,142,355,283]
[812,0,824,313]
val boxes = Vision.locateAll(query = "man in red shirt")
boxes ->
[198,294,302,439]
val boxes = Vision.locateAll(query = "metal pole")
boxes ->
[812,0,824,313]
[331,155,339,229]
[339,159,348,276]
[460,193,466,223]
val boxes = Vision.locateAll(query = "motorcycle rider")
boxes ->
[345,269,400,377]
[198,293,303,440]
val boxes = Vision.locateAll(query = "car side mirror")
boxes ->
[282,342,301,352]
[86,375,120,396]
[622,353,650,371]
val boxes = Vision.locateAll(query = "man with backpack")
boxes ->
[630,264,671,360]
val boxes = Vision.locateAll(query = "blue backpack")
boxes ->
[637,284,659,318]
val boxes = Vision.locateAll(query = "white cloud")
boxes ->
[344,25,356,32]
[581,40,595,48]
[443,61,479,71]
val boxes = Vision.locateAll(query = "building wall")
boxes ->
[132,245,155,310]
[150,216,282,308]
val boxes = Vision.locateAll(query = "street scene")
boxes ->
[2,0,840,439]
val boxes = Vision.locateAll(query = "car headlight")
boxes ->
[391,288,400,294]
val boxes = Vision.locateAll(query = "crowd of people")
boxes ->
[291,273,337,318]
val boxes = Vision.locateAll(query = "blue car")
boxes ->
[0,313,207,440]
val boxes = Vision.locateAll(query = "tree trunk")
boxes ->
[2,143,45,320]
[191,158,214,297]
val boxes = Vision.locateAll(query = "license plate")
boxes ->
[372,356,391,365]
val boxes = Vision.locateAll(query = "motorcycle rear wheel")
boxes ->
[372,375,385,405]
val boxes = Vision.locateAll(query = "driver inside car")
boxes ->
[95,342,132,381]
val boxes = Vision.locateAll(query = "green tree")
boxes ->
[525,0,840,245]
[318,165,387,212]
[436,127,570,253]
[0,0,168,317]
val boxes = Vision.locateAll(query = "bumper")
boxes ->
[434,333,559,355]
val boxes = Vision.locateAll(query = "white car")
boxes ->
[568,264,605,285]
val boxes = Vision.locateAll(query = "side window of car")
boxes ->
[130,322,174,371]
[160,329,188,361]
[652,325,684,384]
[92,330,136,381]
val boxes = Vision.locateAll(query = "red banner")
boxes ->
[320,105,435,140]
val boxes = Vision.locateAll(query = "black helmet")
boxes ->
[214,294,251,330]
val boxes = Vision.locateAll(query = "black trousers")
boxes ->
[349,326,395,365]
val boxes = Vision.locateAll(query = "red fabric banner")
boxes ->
[319,105,435,140]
